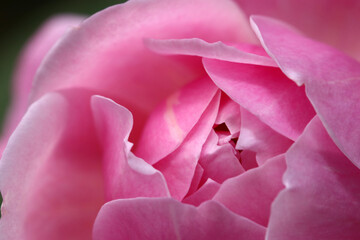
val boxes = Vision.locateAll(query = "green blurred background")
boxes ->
[0,0,126,126]
[0,0,126,215]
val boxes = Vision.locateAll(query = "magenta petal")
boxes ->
[0,15,84,155]
[213,154,286,226]
[267,117,360,240]
[93,198,266,240]
[91,96,169,201]
[234,0,360,61]
[251,16,360,168]
[237,107,293,165]
[204,58,315,140]
[0,90,105,240]
[134,77,218,164]
[154,92,220,200]
[145,38,276,66]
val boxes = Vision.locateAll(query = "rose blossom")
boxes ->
[0,0,360,239]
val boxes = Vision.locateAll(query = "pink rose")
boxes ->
[1,0,360,239]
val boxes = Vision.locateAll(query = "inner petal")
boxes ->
[134,77,218,165]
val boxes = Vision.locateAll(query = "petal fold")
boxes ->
[154,92,220,200]
[204,58,315,140]
[213,154,286,226]
[145,38,276,66]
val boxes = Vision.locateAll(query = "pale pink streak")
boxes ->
[134,77,218,164]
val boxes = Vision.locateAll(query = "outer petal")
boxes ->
[0,15,84,155]
[213,154,286,226]
[251,16,360,168]
[91,96,169,201]
[0,90,105,240]
[154,92,220,200]
[234,0,360,61]
[267,117,360,240]
[30,0,255,142]
[93,198,266,240]
[134,77,218,164]
[203,58,315,140]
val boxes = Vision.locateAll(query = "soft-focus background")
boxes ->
[0,0,126,127]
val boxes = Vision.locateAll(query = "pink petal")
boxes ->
[251,16,360,168]
[154,92,220,200]
[199,130,245,183]
[234,0,360,61]
[30,0,256,143]
[134,77,218,164]
[0,90,105,240]
[203,58,315,140]
[213,154,286,226]
[145,38,276,66]
[91,96,169,201]
[237,107,293,165]
[93,198,266,240]
[267,116,360,240]
[0,15,84,155]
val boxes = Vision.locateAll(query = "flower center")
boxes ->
[213,122,241,158]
